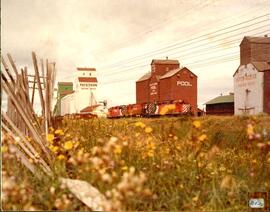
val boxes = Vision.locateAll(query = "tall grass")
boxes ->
[2,115,270,211]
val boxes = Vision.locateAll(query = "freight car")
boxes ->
[107,100,192,118]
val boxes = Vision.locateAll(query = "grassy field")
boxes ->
[2,115,270,211]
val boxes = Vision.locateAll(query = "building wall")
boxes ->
[159,68,197,113]
[171,68,197,113]
[136,80,149,104]
[61,93,75,116]
[76,89,91,112]
[159,78,171,101]
[234,64,264,115]
[240,41,251,65]
[151,63,179,76]
[263,71,270,114]
[149,77,159,102]
[206,103,234,115]
[251,43,270,63]
[75,84,96,112]
[76,69,96,78]
[55,83,73,116]
[240,40,270,65]
[148,62,180,102]
[136,61,197,108]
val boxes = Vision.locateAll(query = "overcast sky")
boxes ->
[1,0,270,111]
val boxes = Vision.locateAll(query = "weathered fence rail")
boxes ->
[1,52,105,210]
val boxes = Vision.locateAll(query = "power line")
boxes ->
[97,13,270,70]
[59,28,268,82]
[99,50,269,85]
[94,3,266,60]
[100,19,269,72]
[97,26,269,77]
[167,28,269,59]
[58,14,270,82]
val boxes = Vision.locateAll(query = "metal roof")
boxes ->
[77,67,96,71]
[58,82,73,85]
[233,62,270,76]
[160,67,197,79]
[160,68,181,79]
[151,59,179,65]
[80,104,100,113]
[60,90,74,95]
[205,94,234,105]
[252,62,270,72]
[241,36,270,44]
[136,72,151,82]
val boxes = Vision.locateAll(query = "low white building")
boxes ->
[60,91,75,116]
[233,62,270,115]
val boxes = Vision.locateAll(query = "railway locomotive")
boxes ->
[107,100,192,118]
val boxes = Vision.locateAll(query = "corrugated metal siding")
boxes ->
[149,77,159,102]
[136,80,149,104]
[240,37,270,65]
[171,68,197,114]
[159,77,172,101]
[240,41,251,65]
[151,63,179,76]
[251,43,270,63]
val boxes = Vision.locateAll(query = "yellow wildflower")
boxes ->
[147,150,154,157]
[55,129,64,136]
[135,122,146,128]
[64,141,73,150]
[57,154,66,160]
[252,159,257,164]
[52,146,59,153]
[148,141,156,149]
[247,124,254,136]
[47,134,54,143]
[1,145,8,153]
[198,134,207,142]
[49,127,54,132]
[219,166,226,172]
[193,120,201,129]
[114,145,122,154]
[145,127,153,133]
[121,166,128,171]
[192,195,199,202]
